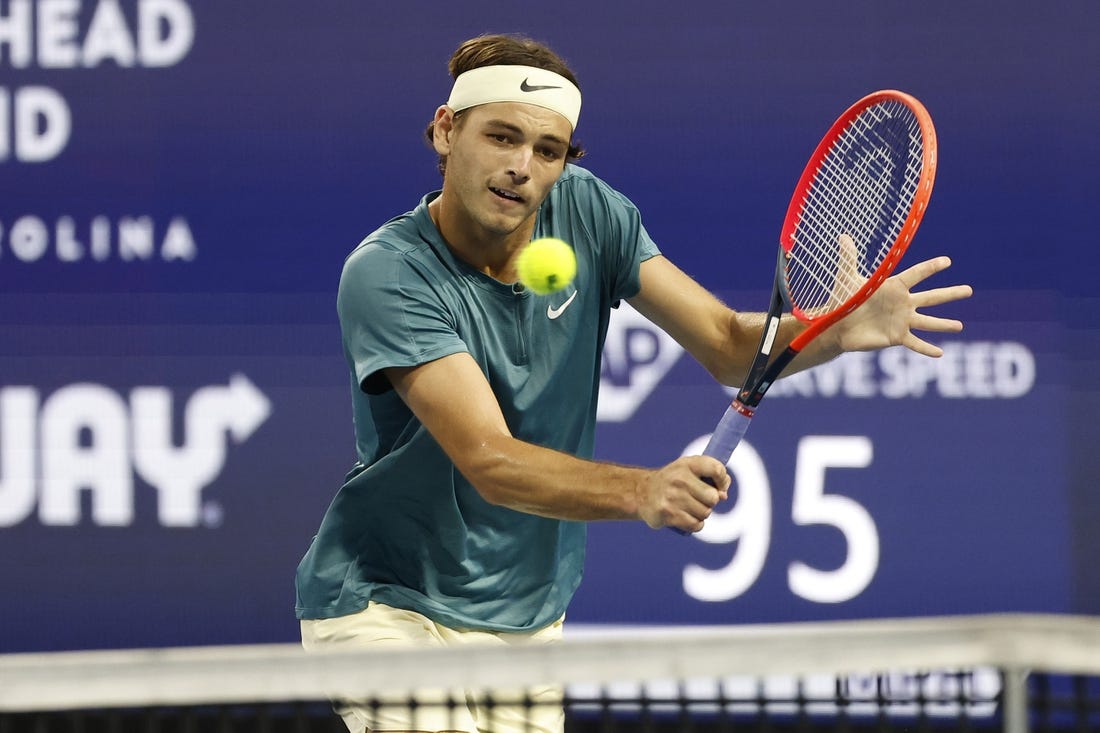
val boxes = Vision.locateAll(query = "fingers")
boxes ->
[894,255,954,290]
[682,476,724,517]
[836,233,863,297]
[644,456,730,532]
[692,455,732,495]
[912,284,974,308]
[910,312,964,334]
[895,257,974,302]
[679,456,729,530]
[892,259,971,357]
[902,333,944,358]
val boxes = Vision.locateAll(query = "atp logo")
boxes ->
[598,303,683,422]
[0,374,270,528]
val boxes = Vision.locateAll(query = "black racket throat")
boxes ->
[738,344,797,407]
[737,258,799,408]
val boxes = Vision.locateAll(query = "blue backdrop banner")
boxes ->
[0,1,1096,652]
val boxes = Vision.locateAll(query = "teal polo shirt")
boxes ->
[295,165,660,632]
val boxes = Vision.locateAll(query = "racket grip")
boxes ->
[669,402,754,536]
[701,402,754,465]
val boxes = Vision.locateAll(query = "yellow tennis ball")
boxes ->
[516,237,577,295]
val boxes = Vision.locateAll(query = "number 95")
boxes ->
[682,435,879,604]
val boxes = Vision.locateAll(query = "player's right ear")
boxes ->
[432,105,456,156]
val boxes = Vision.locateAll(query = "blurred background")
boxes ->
[1,1,1097,653]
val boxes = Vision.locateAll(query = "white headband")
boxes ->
[447,65,582,131]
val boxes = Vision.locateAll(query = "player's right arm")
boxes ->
[383,353,730,533]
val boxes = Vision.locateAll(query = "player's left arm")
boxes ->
[628,254,794,387]
[629,254,972,386]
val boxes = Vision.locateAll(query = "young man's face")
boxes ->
[434,102,571,242]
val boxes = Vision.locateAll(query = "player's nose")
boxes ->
[506,148,533,184]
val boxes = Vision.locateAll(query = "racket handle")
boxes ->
[701,401,754,465]
[670,401,754,536]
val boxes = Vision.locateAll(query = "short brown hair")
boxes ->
[425,34,586,176]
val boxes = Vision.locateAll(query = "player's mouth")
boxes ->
[489,186,525,204]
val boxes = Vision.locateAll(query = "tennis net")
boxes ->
[2,614,1099,733]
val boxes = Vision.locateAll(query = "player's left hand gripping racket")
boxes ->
[700,89,938,486]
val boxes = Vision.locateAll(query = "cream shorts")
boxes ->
[300,601,565,733]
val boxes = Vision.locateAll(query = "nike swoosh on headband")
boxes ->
[547,290,578,320]
[520,78,562,92]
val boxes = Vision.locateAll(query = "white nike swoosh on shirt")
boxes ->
[547,290,578,320]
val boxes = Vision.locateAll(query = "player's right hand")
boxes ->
[637,456,731,533]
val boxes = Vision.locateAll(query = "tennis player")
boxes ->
[296,34,972,733]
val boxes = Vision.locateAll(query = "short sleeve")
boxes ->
[337,242,467,394]
[601,195,660,303]
[559,168,661,305]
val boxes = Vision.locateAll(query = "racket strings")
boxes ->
[790,106,919,308]
[793,114,914,300]
[786,100,924,315]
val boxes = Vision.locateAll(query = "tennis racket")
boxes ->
[701,89,938,472]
